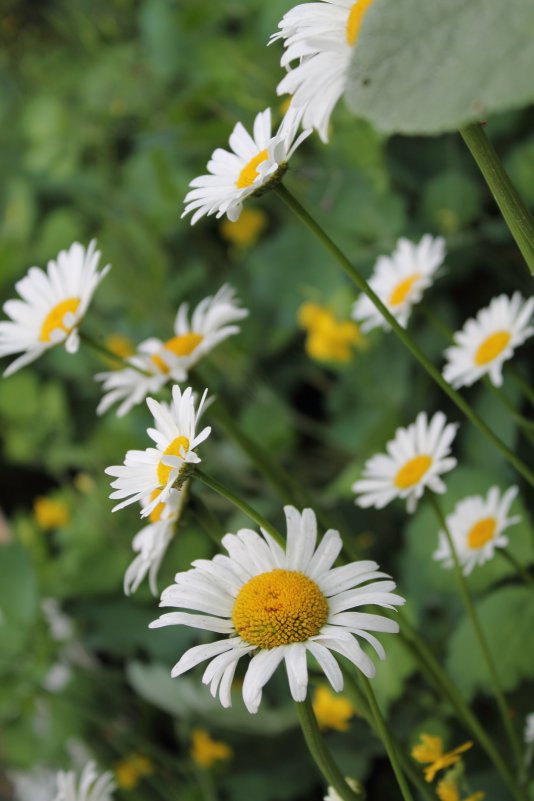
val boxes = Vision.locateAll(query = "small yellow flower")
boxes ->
[114,753,154,790]
[436,775,485,801]
[33,497,70,530]
[312,685,356,731]
[220,207,267,248]
[191,729,233,769]
[105,333,135,360]
[411,734,473,783]
[73,472,96,494]
[298,302,363,363]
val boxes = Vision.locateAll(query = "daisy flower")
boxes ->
[272,0,375,143]
[54,761,116,801]
[0,240,110,377]
[352,235,446,333]
[182,107,310,224]
[96,285,248,417]
[9,767,58,801]
[433,486,520,576]
[124,486,188,596]
[352,411,458,514]
[324,779,364,801]
[150,506,404,713]
[106,386,211,518]
[443,293,534,388]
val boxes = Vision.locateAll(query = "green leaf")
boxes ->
[0,543,38,666]
[447,586,534,699]
[345,0,534,135]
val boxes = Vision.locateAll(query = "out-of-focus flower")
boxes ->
[443,293,534,388]
[324,778,365,800]
[524,712,534,744]
[114,754,153,790]
[104,333,135,361]
[33,497,70,530]
[191,729,233,768]
[150,506,404,713]
[0,240,110,376]
[299,302,364,362]
[220,207,268,247]
[412,734,473,783]
[436,774,484,801]
[312,685,356,731]
[54,761,116,801]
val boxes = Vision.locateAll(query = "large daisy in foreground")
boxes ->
[54,761,116,801]
[352,412,458,514]
[272,0,374,143]
[352,235,446,333]
[182,107,310,224]
[106,386,210,518]
[433,486,520,576]
[0,240,110,377]
[442,293,534,388]
[150,506,404,713]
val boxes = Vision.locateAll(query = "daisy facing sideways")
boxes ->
[352,411,458,514]
[150,506,404,713]
[54,761,116,801]
[96,284,247,417]
[443,293,534,388]
[272,0,375,142]
[0,240,110,377]
[182,107,310,224]
[106,386,210,518]
[433,485,520,576]
[352,235,446,333]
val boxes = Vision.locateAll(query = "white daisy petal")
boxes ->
[53,761,116,801]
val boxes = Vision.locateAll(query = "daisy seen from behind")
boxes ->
[272,0,375,143]
[106,386,211,518]
[433,486,521,576]
[54,761,116,801]
[96,284,248,417]
[352,411,458,514]
[0,240,110,377]
[150,505,404,713]
[182,107,310,224]
[352,235,446,333]
[443,292,534,388]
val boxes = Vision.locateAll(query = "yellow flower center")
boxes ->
[157,436,190,486]
[394,455,432,489]
[148,488,166,523]
[39,297,81,343]
[389,274,422,307]
[236,148,269,189]
[474,330,511,366]
[232,569,329,649]
[467,516,496,549]
[151,332,204,373]
[346,0,374,47]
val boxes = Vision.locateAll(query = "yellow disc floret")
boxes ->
[346,0,374,47]
[232,569,329,648]
[39,297,81,343]
[151,332,204,373]
[474,331,511,366]
[157,436,190,486]
[389,274,421,307]
[236,149,269,189]
[467,516,496,549]
[394,455,432,489]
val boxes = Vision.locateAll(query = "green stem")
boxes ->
[499,547,534,592]
[429,494,524,772]
[459,123,534,276]
[80,330,148,375]
[509,366,534,409]
[194,468,284,545]
[295,697,362,801]
[483,379,534,445]
[274,183,534,488]
[359,677,415,801]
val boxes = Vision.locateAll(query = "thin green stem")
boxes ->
[459,123,534,276]
[79,330,148,375]
[499,547,534,592]
[359,677,415,801]
[429,494,524,771]
[295,697,362,801]
[194,468,284,545]
[483,379,534,445]
[274,183,534,487]
[509,366,534,409]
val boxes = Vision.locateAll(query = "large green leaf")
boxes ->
[345,0,534,135]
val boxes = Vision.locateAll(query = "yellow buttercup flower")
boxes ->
[436,775,485,801]
[220,207,268,248]
[298,302,363,363]
[312,685,356,731]
[411,734,473,782]
[191,729,233,769]
[114,753,154,789]
[33,497,70,530]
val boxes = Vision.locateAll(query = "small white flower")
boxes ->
[433,486,521,576]
[0,240,110,377]
[182,107,310,224]
[124,486,188,596]
[352,235,446,333]
[272,0,375,143]
[96,285,247,417]
[324,778,363,801]
[9,767,58,801]
[525,712,534,744]
[54,761,116,801]
[352,411,458,514]
[443,293,534,389]
[150,506,404,713]
[106,386,211,517]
